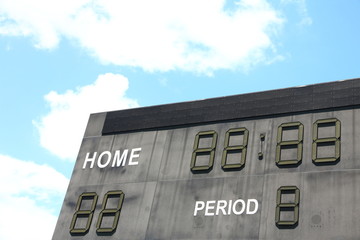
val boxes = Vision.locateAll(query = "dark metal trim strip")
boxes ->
[102,78,360,134]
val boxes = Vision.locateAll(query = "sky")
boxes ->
[0,0,359,239]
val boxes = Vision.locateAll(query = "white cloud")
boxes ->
[34,73,139,161]
[0,0,284,73]
[0,154,69,240]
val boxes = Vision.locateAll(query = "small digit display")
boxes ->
[70,192,98,235]
[191,130,217,173]
[312,118,341,164]
[221,128,249,170]
[276,122,304,166]
[69,191,125,236]
[275,186,300,228]
[96,190,125,234]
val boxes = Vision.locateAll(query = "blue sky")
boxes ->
[0,0,359,239]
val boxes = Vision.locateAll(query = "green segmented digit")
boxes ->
[275,186,300,227]
[221,128,249,170]
[275,122,304,166]
[96,190,125,234]
[312,118,341,164]
[70,192,98,235]
[190,130,218,173]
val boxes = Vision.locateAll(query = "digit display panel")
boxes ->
[53,78,360,239]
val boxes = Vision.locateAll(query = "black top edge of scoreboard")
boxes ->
[102,78,360,134]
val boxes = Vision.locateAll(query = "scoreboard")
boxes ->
[52,78,360,239]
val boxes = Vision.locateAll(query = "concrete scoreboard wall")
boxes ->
[53,78,360,240]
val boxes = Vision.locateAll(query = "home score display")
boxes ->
[52,79,360,239]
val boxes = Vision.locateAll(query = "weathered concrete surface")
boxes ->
[53,107,360,240]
